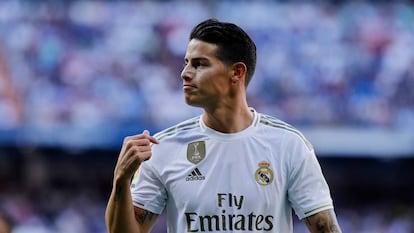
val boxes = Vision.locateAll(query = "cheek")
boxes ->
[201,77,227,94]
[196,69,231,94]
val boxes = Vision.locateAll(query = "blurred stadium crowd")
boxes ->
[1,0,414,145]
[0,0,414,233]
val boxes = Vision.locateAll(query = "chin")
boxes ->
[184,98,203,108]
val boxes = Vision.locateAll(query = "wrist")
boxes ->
[113,173,132,187]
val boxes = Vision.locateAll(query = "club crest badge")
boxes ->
[255,161,274,186]
[187,141,206,164]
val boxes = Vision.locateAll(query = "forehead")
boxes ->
[184,39,219,60]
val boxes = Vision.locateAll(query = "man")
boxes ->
[105,18,342,233]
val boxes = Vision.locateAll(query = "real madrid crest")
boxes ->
[255,160,273,186]
[187,141,206,164]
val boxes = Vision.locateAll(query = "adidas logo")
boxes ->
[186,168,205,181]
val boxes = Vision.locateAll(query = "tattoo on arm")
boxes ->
[304,210,342,233]
[135,209,156,224]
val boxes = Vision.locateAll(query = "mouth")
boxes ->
[183,84,196,90]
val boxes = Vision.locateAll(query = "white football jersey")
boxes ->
[131,109,333,233]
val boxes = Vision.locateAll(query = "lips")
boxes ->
[183,84,197,90]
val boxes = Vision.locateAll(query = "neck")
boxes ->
[202,102,253,133]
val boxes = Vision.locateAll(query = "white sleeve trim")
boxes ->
[299,204,334,219]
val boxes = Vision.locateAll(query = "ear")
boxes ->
[230,62,247,85]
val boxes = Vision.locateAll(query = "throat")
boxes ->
[202,108,254,133]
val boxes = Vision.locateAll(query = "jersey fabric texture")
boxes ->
[131,109,333,233]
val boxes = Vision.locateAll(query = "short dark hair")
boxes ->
[189,18,257,86]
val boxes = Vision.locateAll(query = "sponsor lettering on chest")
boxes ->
[185,193,274,232]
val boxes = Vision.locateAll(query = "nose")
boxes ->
[181,64,193,81]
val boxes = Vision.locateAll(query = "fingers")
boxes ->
[120,134,154,161]
[125,130,160,145]
[114,130,159,182]
[123,145,152,164]
[143,130,160,144]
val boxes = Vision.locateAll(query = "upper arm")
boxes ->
[133,206,159,233]
[303,209,342,233]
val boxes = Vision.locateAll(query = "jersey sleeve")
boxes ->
[130,161,167,215]
[287,137,333,220]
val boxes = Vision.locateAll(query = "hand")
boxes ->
[113,130,160,184]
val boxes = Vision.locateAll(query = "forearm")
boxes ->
[303,209,342,233]
[105,179,140,233]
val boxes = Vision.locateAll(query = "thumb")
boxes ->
[142,130,160,144]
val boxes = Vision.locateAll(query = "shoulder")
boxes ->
[258,113,313,151]
[153,116,201,142]
[146,116,202,168]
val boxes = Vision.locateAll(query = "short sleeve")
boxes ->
[287,140,333,220]
[130,161,167,214]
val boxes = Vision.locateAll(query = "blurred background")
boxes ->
[0,0,414,232]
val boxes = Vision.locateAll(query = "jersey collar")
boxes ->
[199,108,260,140]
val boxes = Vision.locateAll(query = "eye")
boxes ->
[193,60,204,68]
[183,59,188,68]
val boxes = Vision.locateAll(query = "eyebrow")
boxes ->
[184,57,210,63]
